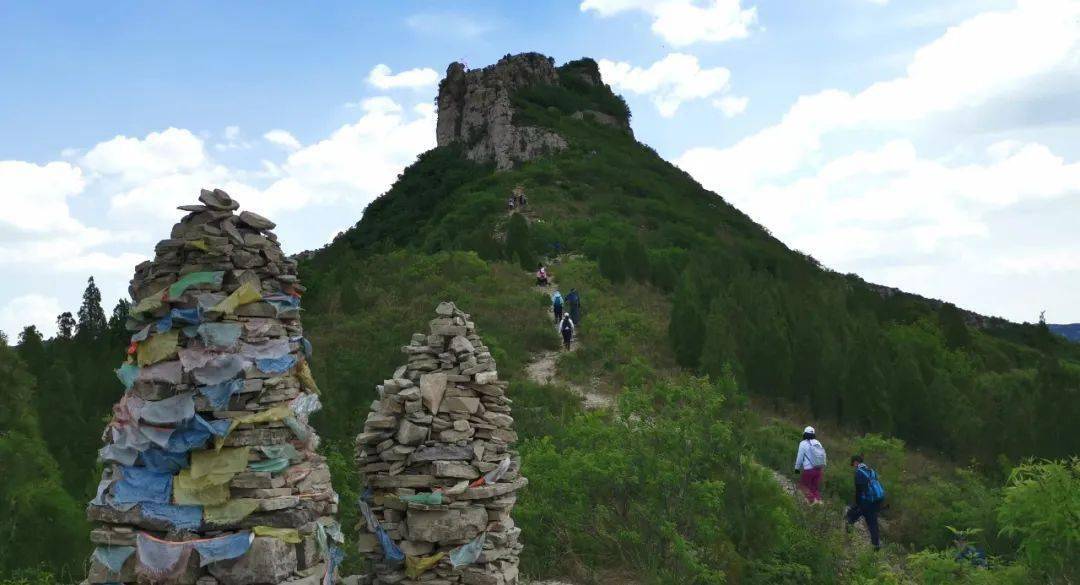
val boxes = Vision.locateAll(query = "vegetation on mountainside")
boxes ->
[3,57,1078,584]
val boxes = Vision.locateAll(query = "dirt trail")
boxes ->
[527,276,614,410]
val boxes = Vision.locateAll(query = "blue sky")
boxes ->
[2,0,1079,337]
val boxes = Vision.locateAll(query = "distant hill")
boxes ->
[1051,323,1080,342]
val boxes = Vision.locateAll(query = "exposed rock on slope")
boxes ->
[85,188,341,585]
[436,52,568,171]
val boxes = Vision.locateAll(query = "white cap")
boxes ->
[804,426,815,434]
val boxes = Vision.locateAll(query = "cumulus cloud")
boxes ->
[676,0,1080,320]
[599,53,734,117]
[82,127,207,184]
[0,294,63,339]
[255,98,436,215]
[581,0,758,46]
[367,64,440,90]
[714,95,748,117]
[264,129,302,151]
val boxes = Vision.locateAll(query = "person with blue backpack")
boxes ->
[552,290,564,323]
[847,454,885,550]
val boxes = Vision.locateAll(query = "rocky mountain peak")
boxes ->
[435,52,569,171]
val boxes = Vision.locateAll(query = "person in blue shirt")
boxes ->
[846,454,882,550]
[551,290,564,323]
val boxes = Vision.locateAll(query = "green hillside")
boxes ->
[2,56,1078,584]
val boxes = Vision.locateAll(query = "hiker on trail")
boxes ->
[559,313,575,351]
[566,288,581,325]
[951,530,989,568]
[536,265,549,286]
[552,290,564,323]
[793,426,826,504]
[507,196,515,211]
[846,454,885,550]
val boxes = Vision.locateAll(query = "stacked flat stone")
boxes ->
[85,189,340,585]
[354,302,527,585]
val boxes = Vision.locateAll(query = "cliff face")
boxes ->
[436,53,568,171]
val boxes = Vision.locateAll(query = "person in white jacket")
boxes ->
[794,426,827,503]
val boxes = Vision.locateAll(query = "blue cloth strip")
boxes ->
[198,379,244,410]
[193,531,252,566]
[141,503,203,531]
[112,466,172,506]
[256,354,296,374]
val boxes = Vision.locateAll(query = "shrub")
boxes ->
[997,458,1080,581]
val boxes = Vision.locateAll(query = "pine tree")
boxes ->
[76,276,107,339]
[598,241,627,284]
[937,302,971,349]
[107,298,130,340]
[623,238,649,282]
[505,214,535,270]
[56,312,75,339]
[669,274,705,368]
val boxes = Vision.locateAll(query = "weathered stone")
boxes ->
[396,419,429,446]
[238,210,276,230]
[209,536,297,585]
[432,461,480,479]
[410,444,475,462]
[419,373,447,414]
[405,505,487,543]
[441,396,480,414]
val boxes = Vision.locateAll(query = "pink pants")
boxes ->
[798,467,823,503]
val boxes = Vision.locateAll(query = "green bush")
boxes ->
[997,458,1080,581]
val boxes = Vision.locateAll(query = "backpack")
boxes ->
[857,466,886,504]
[805,440,827,469]
[560,319,573,336]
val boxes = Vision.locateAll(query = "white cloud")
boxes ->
[581,0,758,46]
[264,129,302,151]
[675,0,1080,320]
[255,98,436,215]
[0,294,63,339]
[82,127,207,184]
[367,64,440,90]
[215,125,254,151]
[714,95,748,117]
[599,53,734,117]
[679,0,1080,193]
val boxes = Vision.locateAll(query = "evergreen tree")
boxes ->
[55,312,75,340]
[76,277,107,339]
[598,241,627,284]
[669,274,705,368]
[107,298,130,337]
[505,214,535,270]
[938,302,971,349]
[623,238,649,282]
[0,344,88,577]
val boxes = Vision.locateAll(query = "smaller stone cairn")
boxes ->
[85,189,340,585]
[354,302,527,585]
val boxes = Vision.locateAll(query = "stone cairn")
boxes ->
[354,302,527,585]
[85,189,341,585]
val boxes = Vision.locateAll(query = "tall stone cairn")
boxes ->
[354,302,527,585]
[85,189,340,585]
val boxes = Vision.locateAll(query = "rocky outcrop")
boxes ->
[85,189,341,584]
[354,302,525,584]
[436,53,568,171]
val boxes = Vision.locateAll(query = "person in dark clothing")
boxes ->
[846,454,882,549]
[566,288,581,325]
[559,313,575,351]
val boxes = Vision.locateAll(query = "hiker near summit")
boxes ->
[536,265,550,286]
[560,313,575,351]
[794,426,827,503]
[566,288,581,325]
[847,454,886,550]
[552,290,564,323]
